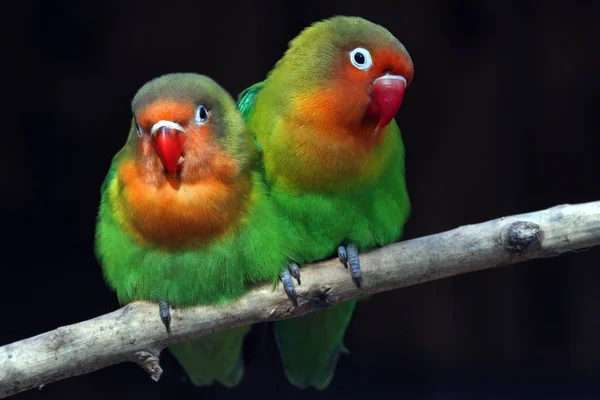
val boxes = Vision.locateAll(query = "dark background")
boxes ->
[3,0,600,398]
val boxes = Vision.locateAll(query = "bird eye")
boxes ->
[349,47,373,71]
[135,121,143,138]
[195,105,209,125]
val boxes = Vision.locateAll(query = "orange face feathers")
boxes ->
[136,99,196,129]
[268,16,414,135]
[133,98,238,185]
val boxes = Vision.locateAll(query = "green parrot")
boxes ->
[95,73,297,387]
[238,16,414,389]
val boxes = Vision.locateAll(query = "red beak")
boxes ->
[367,75,407,129]
[152,124,185,174]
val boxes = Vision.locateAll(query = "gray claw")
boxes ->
[159,300,171,333]
[289,262,301,285]
[280,268,298,307]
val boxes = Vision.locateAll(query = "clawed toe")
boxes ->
[338,243,362,288]
[280,264,301,307]
[159,300,171,333]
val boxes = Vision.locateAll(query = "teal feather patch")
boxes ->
[237,81,265,119]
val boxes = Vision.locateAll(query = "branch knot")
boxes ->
[501,221,542,254]
[133,351,162,382]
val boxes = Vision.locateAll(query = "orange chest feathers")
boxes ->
[263,89,393,191]
[110,160,252,248]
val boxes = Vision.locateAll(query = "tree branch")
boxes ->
[1,201,600,398]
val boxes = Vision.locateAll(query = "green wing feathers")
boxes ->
[169,326,251,387]
[274,301,357,390]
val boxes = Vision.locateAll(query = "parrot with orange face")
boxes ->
[95,73,298,387]
[238,16,414,389]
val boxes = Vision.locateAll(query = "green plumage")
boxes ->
[95,73,291,387]
[238,16,412,389]
[169,325,250,387]
[96,166,286,306]
[262,123,409,261]
[274,302,356,389]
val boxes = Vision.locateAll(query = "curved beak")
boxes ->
[367,75,407,129]
[150,120,186,174]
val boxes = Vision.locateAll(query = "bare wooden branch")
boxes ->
[1,201,599,398]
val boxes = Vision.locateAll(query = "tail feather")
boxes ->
[169,325,250,387]
[274,300,356,389]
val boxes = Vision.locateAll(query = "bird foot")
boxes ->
[280,263,301,307]
[159,300,171,333]
[338,243,362,288]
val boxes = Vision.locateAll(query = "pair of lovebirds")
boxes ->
[95,16,414,389]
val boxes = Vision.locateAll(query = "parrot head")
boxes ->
[129,73,252,183]
[271,16,414,133]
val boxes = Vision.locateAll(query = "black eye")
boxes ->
[195,105,208,124]
[135,121,143,138]
[349,47,373,70]
[354,52,365,64]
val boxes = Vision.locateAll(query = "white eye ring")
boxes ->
[349,47,373,71]
[195,105,209,125]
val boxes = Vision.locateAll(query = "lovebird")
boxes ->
[95,73,297,387]
[238,16,414,389]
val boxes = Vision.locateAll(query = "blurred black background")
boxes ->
[3,0,600,398]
